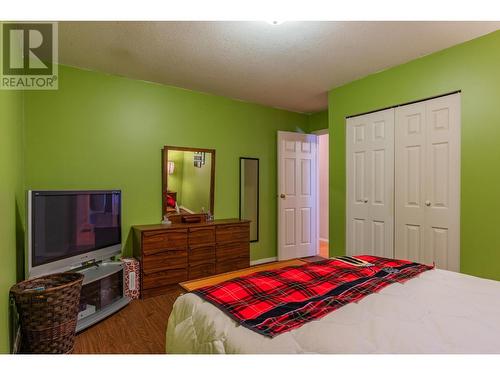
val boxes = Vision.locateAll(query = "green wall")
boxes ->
[328,30,500,280]
[307,110,328,132]
[0,89,24,353]
[24,65,308,261]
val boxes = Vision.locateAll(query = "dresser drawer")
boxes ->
[133,220,251,298]
[216,241,249,261]
[142,229,187,254]
[188,262,216,280]
[189,227,215,247]
[143,268,188,289]
[189,245,216,265]
[216,223,249,244]
[216,257,250,274]
[142,249,187,274]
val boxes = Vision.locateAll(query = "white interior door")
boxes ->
[395,93,460,271]
[346,109,394,257]
[278,131,318,260]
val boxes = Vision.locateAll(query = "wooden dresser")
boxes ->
[133,219,250,298]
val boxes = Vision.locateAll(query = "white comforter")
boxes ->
[166,269,500,353]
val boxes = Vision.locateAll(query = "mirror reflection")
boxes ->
[240,157,259,242]
[164,148,214,217]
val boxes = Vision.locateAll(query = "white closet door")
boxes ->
[424,94,461,271]
[395,102,427,263]
[395,93,460,271]
[346,109,394,257]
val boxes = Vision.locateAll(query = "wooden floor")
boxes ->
[73,286,183,354]
[73,256,327,354]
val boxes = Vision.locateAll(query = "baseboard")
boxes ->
[250,257,277,266]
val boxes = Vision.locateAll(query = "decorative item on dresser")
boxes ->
[133,218,250,298]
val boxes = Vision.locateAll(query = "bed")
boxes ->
[166,257,500,354]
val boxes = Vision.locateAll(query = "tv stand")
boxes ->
[75,260,130,332]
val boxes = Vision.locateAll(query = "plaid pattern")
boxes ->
[192,255,433,337]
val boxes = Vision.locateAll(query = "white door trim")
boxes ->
[313,130,329,257]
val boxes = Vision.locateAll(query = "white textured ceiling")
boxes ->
[59,21,500,113]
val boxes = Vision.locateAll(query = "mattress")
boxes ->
[166,268,500,353]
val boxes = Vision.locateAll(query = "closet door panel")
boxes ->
[399,223,423,262]
[427,226,449,269]
[347,109,394,257]
[395,103,426,263]
[353,218,367,254]
[347,118,371,256]
[424,94,460,271]
[372,220,386,257]
[354,151,367,204]
[396,93,460,271]
[368,109,394,258]
[372,149,386,205]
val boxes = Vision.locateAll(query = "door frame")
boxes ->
[312,129,329,257]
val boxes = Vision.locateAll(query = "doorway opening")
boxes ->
[277,129,328,261]
[315,130,329,258]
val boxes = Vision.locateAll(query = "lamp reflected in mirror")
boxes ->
[240,157,259,242]
[167,161,175,175]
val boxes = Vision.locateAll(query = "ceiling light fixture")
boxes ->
[266,20,285,26]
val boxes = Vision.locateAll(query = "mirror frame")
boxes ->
[239,157,260,243]
[162,145,216,218]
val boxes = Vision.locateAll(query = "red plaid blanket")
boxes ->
[192,255,433,337]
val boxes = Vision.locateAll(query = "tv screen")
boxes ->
[31,191,121,267]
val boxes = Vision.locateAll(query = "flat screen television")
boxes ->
[28,190,122,278]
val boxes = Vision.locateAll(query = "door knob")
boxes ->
[280,194,286,199]
[425,200,431,207]
[364,198,368,203]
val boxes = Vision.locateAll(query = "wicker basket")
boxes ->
[10,272,84,354]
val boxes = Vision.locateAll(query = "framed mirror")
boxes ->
[162,146,216,220]
[239,157,259,242]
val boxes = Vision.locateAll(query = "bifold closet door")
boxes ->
[346,108,394,258]
[395,93,460,271]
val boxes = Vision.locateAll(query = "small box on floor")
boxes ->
[122,257,140,299]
